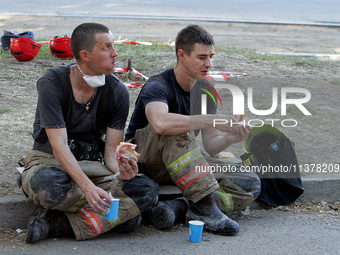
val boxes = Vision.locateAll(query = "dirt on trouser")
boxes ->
[1,16,340,197]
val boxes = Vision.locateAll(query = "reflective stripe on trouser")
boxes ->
[135,125,219,203]
[21,150,141,240]
[206,153,261,214]
[135,125,261,213]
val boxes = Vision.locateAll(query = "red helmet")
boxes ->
[9,37,41,62]
[49,36,74,59]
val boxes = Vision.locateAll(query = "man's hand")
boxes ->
[84,184,112,214]
[202,116,251,157]
[117,157,138,180]
[225,125,251,144]
[213,115,240,134]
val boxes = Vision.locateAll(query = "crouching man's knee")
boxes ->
[122,174,159,212]
[234,174,262,199]
[27,166,73,206]
[250,176,261,199]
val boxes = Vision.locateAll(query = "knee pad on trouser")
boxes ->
[29,166,73,207]
[233,174,261,199]
[122,175,159,213]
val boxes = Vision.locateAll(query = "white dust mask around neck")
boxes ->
[77,65,106,88]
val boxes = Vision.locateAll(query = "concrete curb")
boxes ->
[297,177,340,203]
[0,194,40,229]
[1,177,339,230]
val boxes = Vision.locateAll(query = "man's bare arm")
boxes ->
[145,101,250,157]
[45,128,111,213]
[145,101,235,135]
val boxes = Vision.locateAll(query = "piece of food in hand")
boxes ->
[115,142,140,161]
[234,114,249,129]
[234,115,244,121]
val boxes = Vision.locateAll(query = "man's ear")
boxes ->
[177,49,186,62]
[79,49,90,62]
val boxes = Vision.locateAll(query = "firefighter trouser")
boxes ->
[20,150,158,241]
[134,125,261,214]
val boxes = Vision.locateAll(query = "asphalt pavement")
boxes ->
[1,209,340,255]
[0,174,339,254]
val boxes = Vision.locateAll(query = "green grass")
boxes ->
[0,181,15,196]
[214,45,323,68]
[0,41,176,73]
[115,43,173,58]
[1,39,337,79]
[331,79,340,86]
[214,46,257,55]
[36,42,54,59]
[0,42,52,60]
[0,50,12,59]
[0,39,327,67]
[0,105,11,114]
[115,43,175,73]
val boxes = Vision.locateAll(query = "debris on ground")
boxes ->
[274,201,340,218]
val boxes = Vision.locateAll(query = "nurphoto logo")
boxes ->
[201,82,312,128]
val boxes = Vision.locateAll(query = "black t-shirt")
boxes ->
[125,68,217,140]
[33,64,129,144]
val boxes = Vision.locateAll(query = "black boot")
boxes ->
[113,214,142,233]
[186,193,239,236]
[26,208,74,243]
[144,198,188,230]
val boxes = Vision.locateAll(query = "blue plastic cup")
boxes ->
[189,220,204,243]
[105,198,119,220]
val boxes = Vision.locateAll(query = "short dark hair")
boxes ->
[175,24,214,58]
[71,23,110,60]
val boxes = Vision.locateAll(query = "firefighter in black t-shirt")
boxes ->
[126,25,261,235]
[20,23,158,243]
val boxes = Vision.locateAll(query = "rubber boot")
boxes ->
[26,208,74,243]
[186,193,239,236]
[113,214,142,233]
[144,198,188,230]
